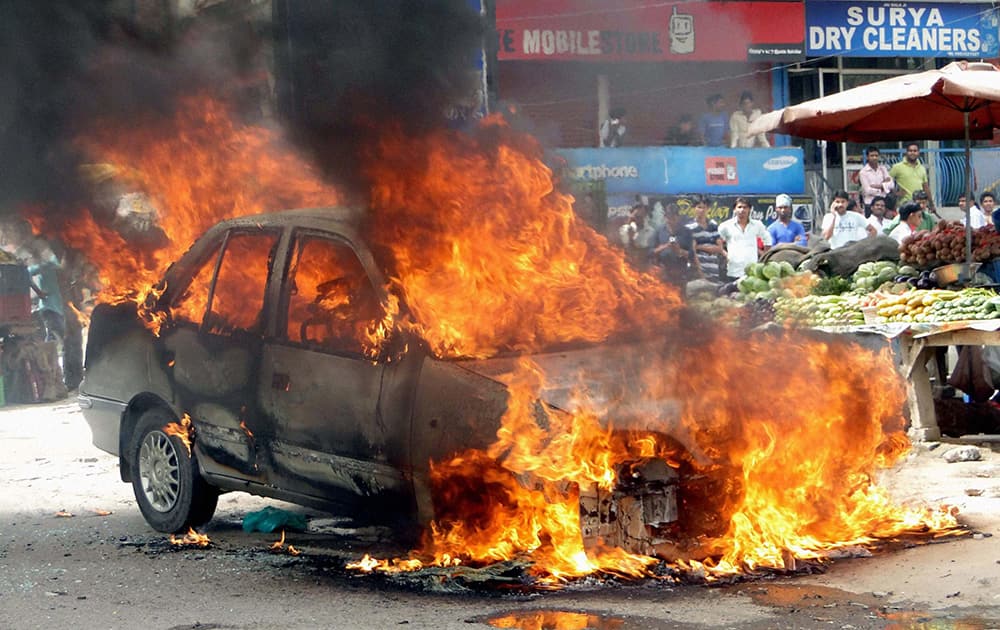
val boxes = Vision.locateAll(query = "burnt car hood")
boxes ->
[452,339,677,425]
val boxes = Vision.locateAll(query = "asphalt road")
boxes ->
[1,400,998,630]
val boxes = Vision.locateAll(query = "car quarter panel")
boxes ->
[80,302,177,455]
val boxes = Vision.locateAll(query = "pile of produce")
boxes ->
[774,293,865,327]
[850,261,919,291]
[899,222,1000,265]
[875,288,1000,323]
[689,235,1000,329]
[735,261,817,300]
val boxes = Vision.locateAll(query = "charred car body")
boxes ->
[79,208,680,549]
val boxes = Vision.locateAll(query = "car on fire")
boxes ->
[79,208,680,548]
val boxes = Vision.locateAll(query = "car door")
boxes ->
[162,226,281,480]
[258,229,412,508]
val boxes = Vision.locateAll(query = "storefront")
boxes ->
[794,0,1000,201]
[494,0,806,147]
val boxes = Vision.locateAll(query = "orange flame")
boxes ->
[163,413,194,456]
[269,530,286,551]
[26,95,339,335]
[169,527,210,547]
[363,119,681,358]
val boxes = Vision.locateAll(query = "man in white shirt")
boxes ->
[961,192,990,229]
[718,197,772,279]
[866,196,889,233]
[729,91,770,148]
[821,190,875,249]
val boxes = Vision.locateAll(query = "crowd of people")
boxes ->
[600,90,771,148]
[609,141,1000,288]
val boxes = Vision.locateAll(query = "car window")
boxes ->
[170,241,222,325]
[284,234,380,355]
[170,229,279,335]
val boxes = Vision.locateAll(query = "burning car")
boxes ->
[78,207,683,548]
[71,109,958,581]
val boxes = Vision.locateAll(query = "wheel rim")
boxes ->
[138,430,181,512]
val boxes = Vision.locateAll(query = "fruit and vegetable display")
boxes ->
[899,221,1000,265]
[689,228,1000,329]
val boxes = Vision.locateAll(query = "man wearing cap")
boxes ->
[767,193,807,246]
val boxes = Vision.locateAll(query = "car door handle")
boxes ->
[272,372,291,391]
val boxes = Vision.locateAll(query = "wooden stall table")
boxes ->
[898,320,1000,441]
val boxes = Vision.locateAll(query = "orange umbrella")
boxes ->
[751,61,1000,142]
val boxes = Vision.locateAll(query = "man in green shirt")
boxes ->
[889,142,936,214]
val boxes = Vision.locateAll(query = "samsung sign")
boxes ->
[806,1,999,57]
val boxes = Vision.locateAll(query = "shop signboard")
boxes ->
[806,1,1000,57]
[496,1,805,62]
[557,146,805,196]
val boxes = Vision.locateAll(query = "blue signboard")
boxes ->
[556,146,805,195]
[806,1,999,57]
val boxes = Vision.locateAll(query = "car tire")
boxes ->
[129,407,219,533]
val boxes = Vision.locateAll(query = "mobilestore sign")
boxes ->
[496,1,805,62]
[806,1,1000,57]
[557,146,805,195]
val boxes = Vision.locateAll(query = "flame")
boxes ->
[363,119,681,358]
[344,123,960,582]
[163,413,194,456]
[26,95,338,336]
[269,530,286,551]
[170,527,210,547]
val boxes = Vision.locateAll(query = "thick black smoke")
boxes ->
[0,0,484,214]
[0,1,272,215]
[272,0,486,193]
[0,1,114,211]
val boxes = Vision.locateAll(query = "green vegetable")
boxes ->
[813,276,854,296]
[762,262,782,280]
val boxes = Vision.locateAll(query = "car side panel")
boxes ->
[80,302,177,453]
[409,358,510,472]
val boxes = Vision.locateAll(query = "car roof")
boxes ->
[216,206,364,231]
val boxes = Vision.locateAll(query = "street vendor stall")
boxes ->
[687,239,1000,442]
[0,260,66,405]
[802,320,1000,442]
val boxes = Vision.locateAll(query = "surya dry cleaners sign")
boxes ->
[806,1,999,57]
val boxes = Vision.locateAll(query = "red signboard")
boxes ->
[705,157,739,186]
[496,0,805,62]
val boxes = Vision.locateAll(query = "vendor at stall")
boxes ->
[882,190,936,235]
[888,202,923,244]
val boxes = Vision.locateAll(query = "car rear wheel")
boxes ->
[129,407,219,533]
